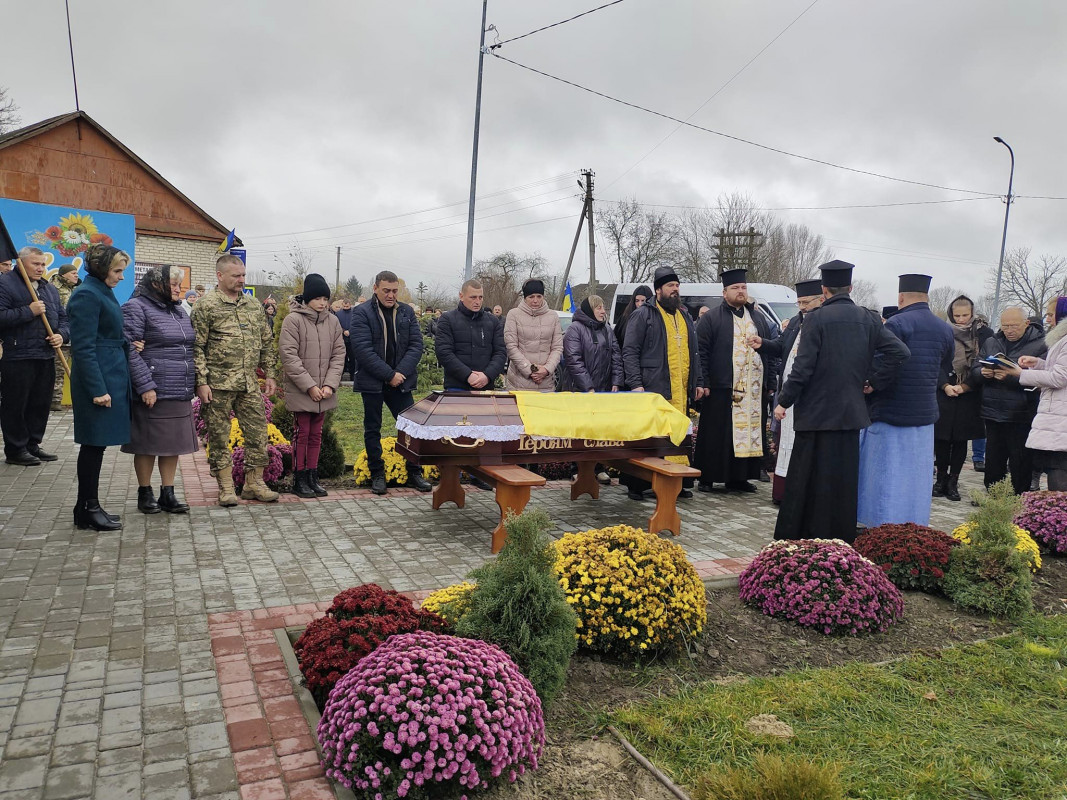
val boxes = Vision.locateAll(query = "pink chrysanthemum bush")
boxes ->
[318,631,545,799]
[738,539,905,635]
[1016,491,1067,554]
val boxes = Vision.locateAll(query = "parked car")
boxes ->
[609,282,797,328]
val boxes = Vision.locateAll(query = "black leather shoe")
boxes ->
[758,471,771,483]
[6,450,41,466]
[292,470,317,498]
[944,475,961,502]
[137,486,161,514]
[158,486,189,514]
[407,471,432,492]
[697,482,714,493]
[308,469,328,497]
[626,489,649,501]
[973,461,985,473]
[28,446,58,462]
[74,501,122,531]
[469,475,492,491]
[678,488,694,499]
[371,475,387,495]
[728,481,758,493]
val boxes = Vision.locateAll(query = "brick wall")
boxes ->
[136,234,219,290]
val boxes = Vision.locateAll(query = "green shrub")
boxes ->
[316,413,347,478]
[943,480,1033,619]
[455,509,577,706]
[417,335,443,391]
[693,754,844,800]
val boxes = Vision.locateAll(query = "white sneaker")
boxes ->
[596,471,611,484]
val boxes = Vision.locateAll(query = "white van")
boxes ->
[609,282,797,329]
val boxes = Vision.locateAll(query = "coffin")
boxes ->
[395,391,691,466]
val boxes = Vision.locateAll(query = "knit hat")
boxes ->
[300,273,330,303]
[185,290,198,300]
[58,264,78,277]
[522,278,545,297]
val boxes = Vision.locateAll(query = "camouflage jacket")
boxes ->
[191,289,276,391]
[49,273,80,307]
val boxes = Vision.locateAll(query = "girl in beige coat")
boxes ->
[279,274,346,497]
[504,279,564,391]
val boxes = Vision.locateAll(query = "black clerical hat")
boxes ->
[882,306,898,319]
[795,279,822,297]
[898,274,932,293]
[653,266,680,289]
[719,268,747,287]
[819,260,854,288]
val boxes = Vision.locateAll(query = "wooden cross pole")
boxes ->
[14,257,71,377]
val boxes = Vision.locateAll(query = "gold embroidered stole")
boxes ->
[656,303,690,416]
[730,307,764,458]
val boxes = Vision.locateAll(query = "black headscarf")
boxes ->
[84,244,128,282]
[616,285,653,348]
[134,265,179,306]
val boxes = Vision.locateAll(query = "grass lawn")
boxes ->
[612,614,1067,800]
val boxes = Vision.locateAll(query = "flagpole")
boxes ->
[15,258,70,377]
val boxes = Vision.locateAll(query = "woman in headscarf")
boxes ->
[614,285,652,349]
[121,265,198,514]
[933,294,993,500]
[67,244,132,531]
[561,295,622,394]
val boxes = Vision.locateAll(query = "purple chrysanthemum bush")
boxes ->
[317,631,545,799]
[738,539,905,635]
[1016,491,1067,554]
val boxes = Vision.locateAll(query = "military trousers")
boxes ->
[204,389,269,472]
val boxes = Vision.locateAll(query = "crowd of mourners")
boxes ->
[0,245,1064,540]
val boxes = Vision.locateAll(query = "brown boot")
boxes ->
[243,466,280,502]
[214,469,239,507]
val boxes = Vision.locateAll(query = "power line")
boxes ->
[488,0,627,50]
[242,172,575,240]
[598,196,998,211]
[606,0,822,190]
[490,52,1000,197]
[1016,194,1067,200]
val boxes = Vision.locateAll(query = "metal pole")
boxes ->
[464,0,489,281]
[335,246,341,294]
[584,170,596,296]
[65,0,80,112]
[992,136,1015,321]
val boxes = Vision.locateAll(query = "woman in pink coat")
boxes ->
[279,274,346,498]
[1015,295,1067,490]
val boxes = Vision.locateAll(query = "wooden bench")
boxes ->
[607,456,701,537]
[433,464,546,553]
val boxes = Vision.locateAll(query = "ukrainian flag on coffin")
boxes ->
[562,282,574,312]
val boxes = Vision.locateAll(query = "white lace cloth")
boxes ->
[396,416,527,442]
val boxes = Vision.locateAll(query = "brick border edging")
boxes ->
[206,561,749,800]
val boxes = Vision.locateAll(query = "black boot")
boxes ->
[308,468,328,497]
[74,501,122,531]
[291,470,317,498]
[944,475,961,502]
[158,485,189,514]
[371,475,387,496]
[406,469,432,493]
[137,486,161,514]
[932,469,948,498]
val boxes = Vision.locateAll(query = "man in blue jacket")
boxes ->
[858,274,954,527]
[350,270,431,496]
[0,247,70,465]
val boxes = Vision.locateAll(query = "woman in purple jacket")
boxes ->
[121,266,198,514]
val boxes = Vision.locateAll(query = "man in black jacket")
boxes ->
[434,280,506,391]
[0,247,69,465]
[771,261,909,543]
[971,307,1047,494]
[350,270,432,496]
[693,268,777,493]
[621,266,708,500]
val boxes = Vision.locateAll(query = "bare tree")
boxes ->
[759,221,834,287]
[473,251,549,312]
[270,242,316,297]
[851,279,879,310]
[0,87,20,134]
[991,247,1067,317]
[596,199,679,283]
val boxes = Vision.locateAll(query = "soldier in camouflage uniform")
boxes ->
[191,254,279,506]
[49,265,81,410]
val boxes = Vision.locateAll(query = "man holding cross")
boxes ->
[0,246,69,465]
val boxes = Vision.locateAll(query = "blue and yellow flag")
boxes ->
[217,229,237,254]
[561,282,574,312]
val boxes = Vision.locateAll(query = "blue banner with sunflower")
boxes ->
[0,198,137,303]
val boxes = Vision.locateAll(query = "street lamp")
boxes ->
[991,136,1015,320]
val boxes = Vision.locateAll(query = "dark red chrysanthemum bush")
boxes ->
[853,523,960,593]
[293,584,449,706]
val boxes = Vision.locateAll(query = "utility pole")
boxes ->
[583,169,596,296]
[992,136,1015,321]
[335,246,341,294]
[464,0,490,282]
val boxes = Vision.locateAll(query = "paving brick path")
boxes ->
[0,411,984,798]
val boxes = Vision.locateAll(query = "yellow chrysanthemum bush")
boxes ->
[226,417,290,449]
[554,524,706,657]
[952,521,1041,572]
[420,582,476,625]
[353,437,437,486]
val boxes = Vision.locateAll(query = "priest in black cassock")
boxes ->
[694,268,778,493]
[771,261,909,543]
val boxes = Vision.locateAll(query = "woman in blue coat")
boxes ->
[67,244,132,531]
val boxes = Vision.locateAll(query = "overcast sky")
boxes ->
[3,0,1065,307]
